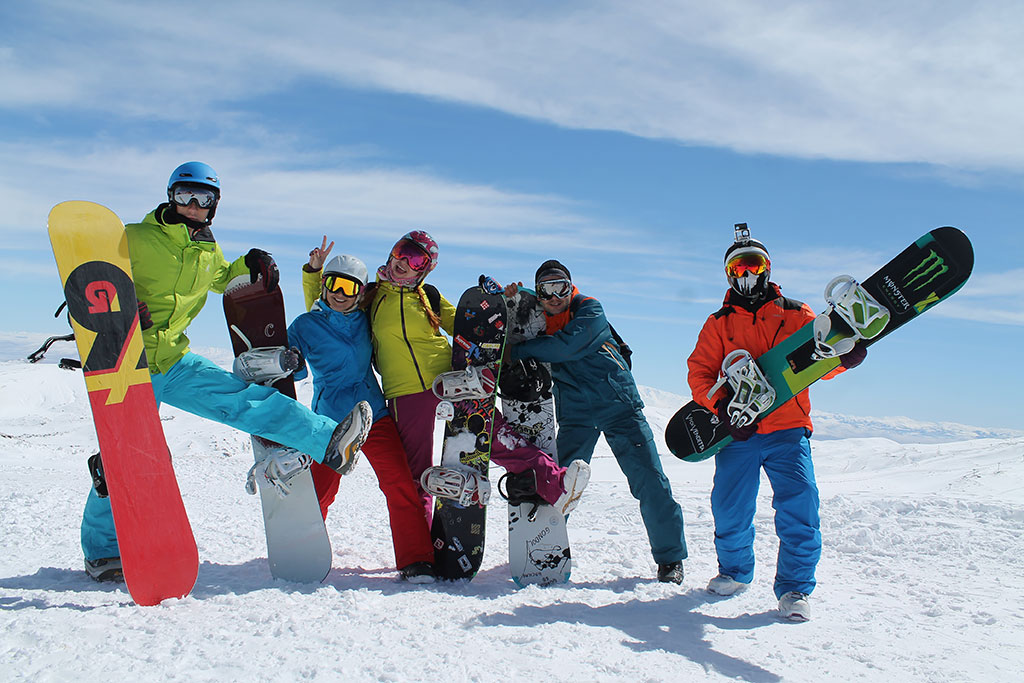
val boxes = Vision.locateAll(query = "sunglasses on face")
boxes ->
[170,185,218,209]
[726,253,770,278]
[390,240,432,272]
[537,278,572,300]
[323,274,362,297]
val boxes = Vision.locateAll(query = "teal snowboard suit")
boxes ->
[511,292,687,565]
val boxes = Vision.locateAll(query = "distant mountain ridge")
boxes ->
[4,331,1018,443]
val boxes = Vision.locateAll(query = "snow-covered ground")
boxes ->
[2,340,1023,682]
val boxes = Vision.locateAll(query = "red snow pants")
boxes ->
[310,415,435,570]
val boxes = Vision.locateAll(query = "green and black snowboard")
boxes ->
[666,226,974,462]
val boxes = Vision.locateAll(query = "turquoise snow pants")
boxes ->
[81,352,339,562]
[711,427,820,598]
[556,408,687,565]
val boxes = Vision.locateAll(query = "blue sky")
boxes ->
[2,1,1021,429]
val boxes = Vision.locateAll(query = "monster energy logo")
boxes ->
[903,250,948,292]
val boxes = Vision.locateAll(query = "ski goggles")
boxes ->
[390,240,432,272]
[537,278,572,300]
[170,185,218,209]
[726,252,770,278]
[323,274,362,297]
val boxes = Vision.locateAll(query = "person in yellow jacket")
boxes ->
[362,232,583,522]
[81,162,370,582]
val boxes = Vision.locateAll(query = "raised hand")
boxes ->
[308,235,334,271]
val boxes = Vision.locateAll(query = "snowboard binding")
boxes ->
[421,465,492,507]
[498,469,544,520]
[245,442,313,499]
[431,365,497,401]
[232,345,301,386]
[707,349,776,428]
[811,275,890,360]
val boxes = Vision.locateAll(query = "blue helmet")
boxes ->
[167,161,220,194]
[167,161,220,222]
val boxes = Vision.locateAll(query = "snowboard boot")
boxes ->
[399,561,437,585]
[322,400,372,475]
[84,557,124,583]
[657,561,684,585]
[707,573,749,596]
[553,460,591,516]
[778,591,812,622]
[421,465,492,507]
[87,452,107,498]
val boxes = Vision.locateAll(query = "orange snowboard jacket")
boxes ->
[687,283,841,435]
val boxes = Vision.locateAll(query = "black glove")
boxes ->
[137,300,153,330]
[716,397,758,442]
[245,248,280,292]
[840,343,867,369]
[286,346,305,374]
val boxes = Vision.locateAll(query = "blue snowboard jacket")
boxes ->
[287,300,388,424]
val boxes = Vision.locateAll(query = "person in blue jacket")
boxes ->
[505,260,688,584]
[288,239,436,583]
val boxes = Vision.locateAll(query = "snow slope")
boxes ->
[1,351,1022,682]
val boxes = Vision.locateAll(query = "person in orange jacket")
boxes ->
[687,230,865,621]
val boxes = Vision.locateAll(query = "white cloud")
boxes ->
[4,1,1024,170]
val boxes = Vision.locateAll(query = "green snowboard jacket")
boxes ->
[125,204,249,374]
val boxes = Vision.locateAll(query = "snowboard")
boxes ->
[502,288,572,586]
[223,275,332,583]
[431,281,507,580]
[48,201,198,606]
[666,226,975,462]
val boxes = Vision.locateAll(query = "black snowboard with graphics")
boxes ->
[431,283,507,580]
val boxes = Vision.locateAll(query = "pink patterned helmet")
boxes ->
[390,230,439,273]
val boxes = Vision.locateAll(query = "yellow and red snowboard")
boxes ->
[48,201,198,606]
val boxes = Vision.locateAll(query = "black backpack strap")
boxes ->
[422,283,442,316]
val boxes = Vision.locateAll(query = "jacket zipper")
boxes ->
[399,289,427,391]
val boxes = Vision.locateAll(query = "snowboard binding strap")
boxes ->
[707,349,776,428]
[421,465,492,507]
[431,365,497,401]
[232,346,300,386]
[812,275,890,360]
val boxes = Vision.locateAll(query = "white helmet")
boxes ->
[323,254,368,286]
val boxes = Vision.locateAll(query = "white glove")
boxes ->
[245,446,313,498]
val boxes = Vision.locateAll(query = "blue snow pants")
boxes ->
[81,351,340,561]
[557,409,687,565]
[711,427,820,598]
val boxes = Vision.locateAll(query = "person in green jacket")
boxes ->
[81,162,371,583]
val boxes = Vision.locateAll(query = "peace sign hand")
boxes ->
[308,235,334,270]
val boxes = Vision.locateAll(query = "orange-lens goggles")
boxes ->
[726,253,770,278]
[324,274,362,296]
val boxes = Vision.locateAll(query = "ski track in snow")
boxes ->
[1,357,1023,682]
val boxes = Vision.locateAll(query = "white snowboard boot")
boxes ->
[778,591,812,622]
[322,400,373,475]
[554,460,591,515]
[706,573,749,596]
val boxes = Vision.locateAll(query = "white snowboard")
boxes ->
[252,436,333,583]
[503,289,571,586]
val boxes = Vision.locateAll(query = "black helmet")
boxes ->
[724,227,771,299]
